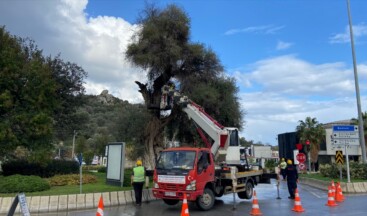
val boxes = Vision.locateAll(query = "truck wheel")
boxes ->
[196,188,215,211]
[163,199,179,205]
[237,181,253,199]
[214,187,224,197]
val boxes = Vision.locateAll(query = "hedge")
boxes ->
[2,159,79,178]
[0,175,50,193]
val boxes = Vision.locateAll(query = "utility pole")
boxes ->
[72,130,77,159]
[347,0,367,163]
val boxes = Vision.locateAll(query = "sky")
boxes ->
[1,0,367,145]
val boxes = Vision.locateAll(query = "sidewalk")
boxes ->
[0,189,156,215]
[299,177,367,193]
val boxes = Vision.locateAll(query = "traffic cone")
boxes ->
[292,188,305,212]
[181,193,189,216]
[325,186,338,207]
[96,195,104,216]
[335,182,345,202]
[250,190,262,215]
[330,180,336,196]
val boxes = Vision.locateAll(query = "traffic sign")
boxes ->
[298,162,306,171]
[333,132,359,139]
[332,125,358,132]
[296,153,306,163]
[336,150,344,165]
[333,139,359,145]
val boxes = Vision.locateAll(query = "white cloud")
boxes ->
[234,55,367,144]
[225,25,285,35]
[276,40,293,50]
[0,0,146,103]
[329,23,367,44]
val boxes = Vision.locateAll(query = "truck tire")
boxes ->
[163,199,179,205]
[237,181,253,199]
[196,188,215,211]
[214,186,224,197]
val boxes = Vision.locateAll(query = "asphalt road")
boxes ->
[36,180,367,216]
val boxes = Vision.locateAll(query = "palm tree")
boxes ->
[296,117,325,172]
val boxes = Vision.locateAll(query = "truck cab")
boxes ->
[153,147,216,210]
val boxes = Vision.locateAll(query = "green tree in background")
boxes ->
[47,55,87,142]
[0,27,87,161]
[126,5,243,167]
[296,117,325,171]
[0,27,57,158]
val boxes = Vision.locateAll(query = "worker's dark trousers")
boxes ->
[133,182,144,204]
[287,181,297,198]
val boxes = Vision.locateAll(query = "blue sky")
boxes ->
[1,0,367,145]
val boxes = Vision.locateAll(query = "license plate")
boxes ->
[164,191,176,197]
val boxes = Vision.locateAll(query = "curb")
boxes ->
[299,177,367,193]
[0,189,156,215]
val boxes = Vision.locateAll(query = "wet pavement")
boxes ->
[36,180,367,216]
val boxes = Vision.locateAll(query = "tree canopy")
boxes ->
[0,26,87,160]
[296,116,325,170]
[126,4,244,166]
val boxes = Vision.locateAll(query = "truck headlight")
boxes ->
[185,180,196,191]
[154,182,159,189]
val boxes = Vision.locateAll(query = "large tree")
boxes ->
[126,5,243,168]
[0,27,87,160]
[0,27,57,158]
[296,117,325,171]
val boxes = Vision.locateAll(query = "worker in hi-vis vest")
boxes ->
[131,159,145,206]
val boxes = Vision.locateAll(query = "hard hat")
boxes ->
[281,158,285,161]
[287,159,292,165]
[136,160,142,166]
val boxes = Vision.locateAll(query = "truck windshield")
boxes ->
[156,151,196,170]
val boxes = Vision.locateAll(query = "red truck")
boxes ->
[152,91,271,210]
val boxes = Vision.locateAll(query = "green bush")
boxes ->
[123,168,133,187]
[48,174,98,186]
[2,159,79,177]
[97,166,107,173]
[319,162,367,179]
[0,175,50,193]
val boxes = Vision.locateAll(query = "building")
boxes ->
[278,119,362,170]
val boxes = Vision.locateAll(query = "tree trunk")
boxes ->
[135,81,174,169]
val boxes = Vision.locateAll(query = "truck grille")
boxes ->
[161,183,185,190]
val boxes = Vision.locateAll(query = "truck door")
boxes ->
[196,150,214,190]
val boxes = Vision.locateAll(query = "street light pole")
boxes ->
[72,130,77,159]
[306,140,311,173]
[347,0,367,163]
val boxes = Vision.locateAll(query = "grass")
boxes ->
[300,173,367,183]
[0,172,133,197]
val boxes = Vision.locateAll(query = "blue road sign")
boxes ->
[332,125,358,132]
[77,153,83,166]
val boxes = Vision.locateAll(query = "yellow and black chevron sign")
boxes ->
[336,150,344,165]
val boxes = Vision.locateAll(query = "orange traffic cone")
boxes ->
[325,186,338,207]
[181,193,190,216]
[250,190,262,215]
[330,180,336,196]
[292,188,305,212]
[96,195,104,216]
[335,182,345,202]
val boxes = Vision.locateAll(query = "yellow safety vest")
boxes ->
[133,166,145,182]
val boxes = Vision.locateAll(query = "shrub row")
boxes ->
[319,161,367,179]
[0,175,50,193]
[48,174,98,186]
[2,160,79,178]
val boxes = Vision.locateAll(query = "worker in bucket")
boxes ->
[285,159,298,199]
[131,159,145,206]
[279,158,287,180]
